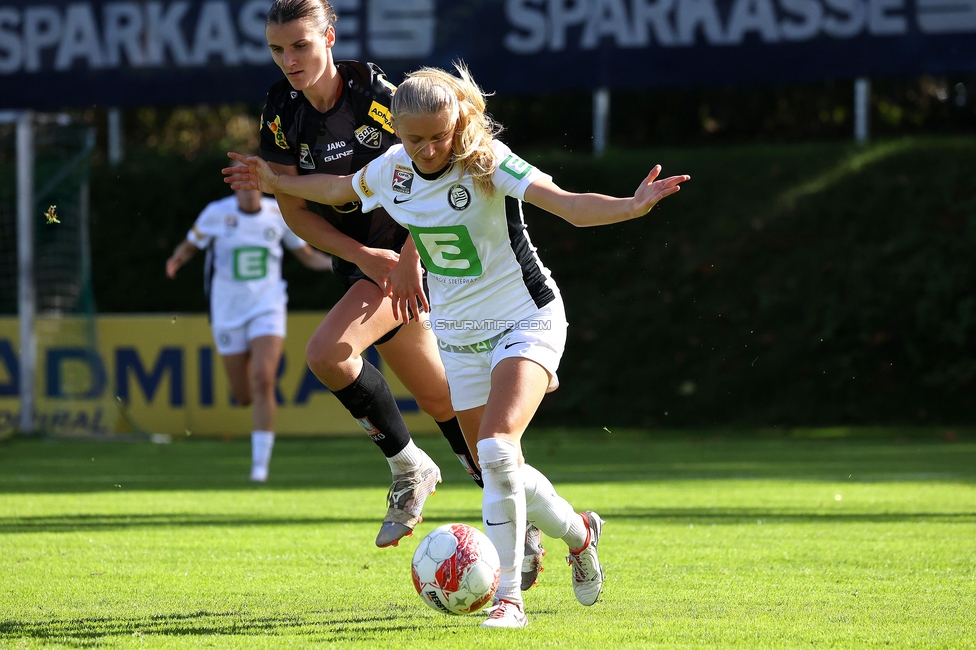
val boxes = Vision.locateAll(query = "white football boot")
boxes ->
[566,511,605,606]
[481,599,528,629]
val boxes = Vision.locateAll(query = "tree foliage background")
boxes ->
[83,75,976,427]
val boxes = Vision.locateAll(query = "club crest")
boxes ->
[355,125,382,149]
[448,184,471,211]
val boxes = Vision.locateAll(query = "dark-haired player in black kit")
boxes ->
[258,0,544,582]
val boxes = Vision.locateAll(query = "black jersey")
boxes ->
[259,60,407,286]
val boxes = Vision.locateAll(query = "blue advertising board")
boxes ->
[1,0,974,108]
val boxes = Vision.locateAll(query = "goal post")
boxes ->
[15,111,36,434]
[0,111,119,438]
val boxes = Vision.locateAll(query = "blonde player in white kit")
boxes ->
[224,63,689,627]
[167,171,332,482]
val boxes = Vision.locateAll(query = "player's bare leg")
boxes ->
[245,336,283,481]
[306,280,440,546]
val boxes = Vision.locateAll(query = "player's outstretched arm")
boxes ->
[291,244,333,272]
[523,165,690,227]
[165,239,199,279]
[222,152,360,207]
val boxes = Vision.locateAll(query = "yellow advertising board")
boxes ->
[0,312,436,437]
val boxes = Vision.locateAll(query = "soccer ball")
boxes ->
[411,523,500,615]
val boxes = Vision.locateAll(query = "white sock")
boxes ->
[522,463,585,548]
[387,440,426,474]
[251,431,274,468]
[478,438,525,605]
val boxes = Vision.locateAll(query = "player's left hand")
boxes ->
[632,166,690,217]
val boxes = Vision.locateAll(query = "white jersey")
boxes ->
[186,195,306,329]
[354,141,560,346]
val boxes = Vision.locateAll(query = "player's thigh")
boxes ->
[376,317,453,419]
[220,351,252,404]
[247,335,284,389]
[480,357,550,445]
[307,280,401,365]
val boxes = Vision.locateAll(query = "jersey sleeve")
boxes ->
[259,82,299,167]
[186,203,220,248]
[351,157,387,213]
[491,142,552,200]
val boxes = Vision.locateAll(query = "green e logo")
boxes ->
[408,225,483,277]
[234,247,269,280]
[499,154,532,180]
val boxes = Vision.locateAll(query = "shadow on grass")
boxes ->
[2,508,973,535]
[1,431,975,494]
[0,607,438,644]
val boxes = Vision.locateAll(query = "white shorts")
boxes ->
[212,309,286,356]
[437,299,568,412]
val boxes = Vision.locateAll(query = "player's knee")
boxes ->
[250,371,276,398]
[414,392,454,422]
[305,341,361,389]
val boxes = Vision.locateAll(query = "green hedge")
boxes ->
[90,137,976,426]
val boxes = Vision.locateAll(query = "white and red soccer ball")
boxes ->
[411,523,500,615]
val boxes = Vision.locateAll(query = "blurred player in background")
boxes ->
[224,62,690,628]
[166,167,332,482]
[257,0,503,553]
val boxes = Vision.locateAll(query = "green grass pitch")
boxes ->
[1,428,974,649]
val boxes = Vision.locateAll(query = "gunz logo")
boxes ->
[392,165,414,194]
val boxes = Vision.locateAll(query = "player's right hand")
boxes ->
[356,247,400,294]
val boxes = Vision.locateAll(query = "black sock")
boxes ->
[436,417,483,488]
[332,361,411,458]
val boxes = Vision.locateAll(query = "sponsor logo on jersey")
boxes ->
[267,115,289,150]
[392,165,414,194]
[447,184,471,211]
[299,143,315,170]
[499,154,532,180]
[357,166,373,198]
[233,247,269,280]
[354,124,382,149]
[290,91,298,99]
[224,216,237,228]
[368,101,395,134]
[408,224,483,278]
[264,228,277,241]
